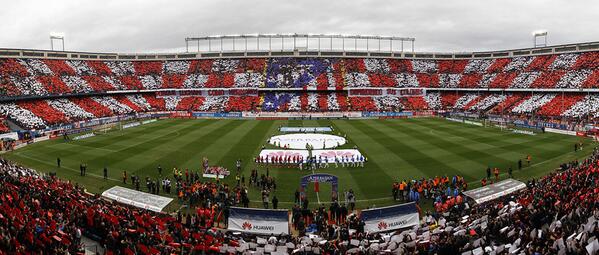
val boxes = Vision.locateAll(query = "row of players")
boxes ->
[256,154,366,169]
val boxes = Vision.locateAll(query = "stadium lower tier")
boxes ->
[1,91,598,130]
[0,149,597,254]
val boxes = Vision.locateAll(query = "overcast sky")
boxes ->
[1,0,598,54]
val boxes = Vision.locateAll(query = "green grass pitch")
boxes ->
[4,118,594,211]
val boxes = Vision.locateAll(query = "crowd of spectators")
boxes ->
[48,98,96,120]
[0,103,47,129]
[537,95,586,117]
[0,119,10,133]
[1,53,599,98]
[402,96,430,110]
[373,96,402,112]
[0,159,86,254]
[511,94,557,114]
[563,94,599,118]
[199,96,228,112]
[93,96,135,115]
[17,100,68,126]
[71,97,113,118]
[0,159,253,254]
[392,175,467,205]
[453,94,479,110]
[0,52,599,130]
[469,94,507,112]
[488,94,526,115]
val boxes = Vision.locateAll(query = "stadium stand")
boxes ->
[0,91,597,129]
[2,52,599,92]
[0,50,598,130]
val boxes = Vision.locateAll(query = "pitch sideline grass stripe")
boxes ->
[187,120,260,169]
[408,118,573,162]
[50,119,211,179]
[125,119,233,172]
[134,120,245,173]
[334,119,429,197]
[93,119,208,153]
[52,142,119,153]
[408,120,532,161]
[74,119,177,148]
[123,119,230,174]
[364,120,480,177]
[14,151,122,183]
[386,119,530,179]
[198,120,270,179]
[72,119,179,149]
[331,119,423,180]
[329,120,396,198]
[60,120,214,171]
[316,119,372,199]
[35,119,192,160]
[412,118,573,154]
[395,120,572,180]
[409,118,532,149]
[414,118,533,146]
[353,119,477,181]
[226,120,276,173]
[418,119,590,179]
[382,120,517,167]
[417,117,574,146]
[374,120,496,175]
[223,120,284,201]
[47,120,213,181]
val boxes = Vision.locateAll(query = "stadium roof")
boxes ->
[1,39,598,61]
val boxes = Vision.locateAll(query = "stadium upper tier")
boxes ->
[1,49,599,99]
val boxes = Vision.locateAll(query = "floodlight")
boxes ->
[532,30,547,36]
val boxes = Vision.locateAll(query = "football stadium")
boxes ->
[1,1,599,254]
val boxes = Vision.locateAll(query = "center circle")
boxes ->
[269,133,346,149]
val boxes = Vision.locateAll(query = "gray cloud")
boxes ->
[0,0,598,53]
